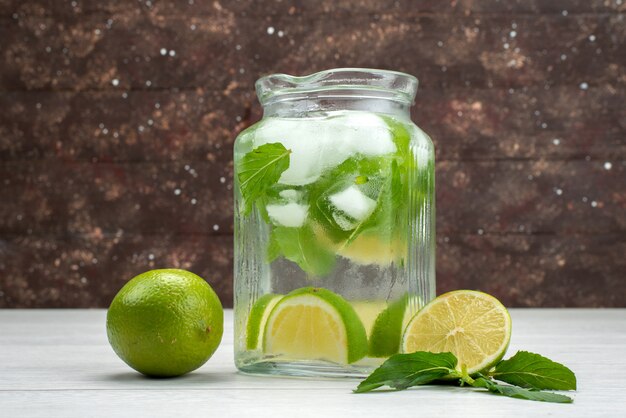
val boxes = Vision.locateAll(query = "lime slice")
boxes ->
[368,294,420,357]
[337,233,406,266]
[263,287,368,364]
[351,300,387,338]
[246,293,283,350]
[401,290,512,374]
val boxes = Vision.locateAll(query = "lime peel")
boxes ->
[246,293,283,350]
[368,294,419,357]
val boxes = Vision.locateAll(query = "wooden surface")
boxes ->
[1,309,626,417]
[1,1,625,308]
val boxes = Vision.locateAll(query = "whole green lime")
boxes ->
[106,269,224,377]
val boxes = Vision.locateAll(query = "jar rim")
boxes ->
[255,68,418,106]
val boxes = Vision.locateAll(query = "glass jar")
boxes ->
[233,68,435,378]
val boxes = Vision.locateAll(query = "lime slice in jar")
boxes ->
[246,294,283,350]
[351,300,388,338]
[368,294,419,357]
[263,287,368,364]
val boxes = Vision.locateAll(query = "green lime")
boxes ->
[402,290,512,374]
[350,300,387,338]
[246,293,283,350]
[368,294,418,357]
[106,269,223,377]
[263,287,368,364]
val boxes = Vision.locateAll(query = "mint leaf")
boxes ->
[380,115,411,166]
[306,157,386,244]
[339,118,414,252]
[268,225,336,277]
[492,351,576,391]
[236,143,290,215]
[354,351,457,393]
[341,159,403,249]
[471,377,573,404]
[266,229,281,263]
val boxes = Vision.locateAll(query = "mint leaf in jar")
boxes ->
[267,225,336,277]
[340,159,404,249]
[236,143,291,216]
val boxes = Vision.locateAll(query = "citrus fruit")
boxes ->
[368,294,419,357]
[106,269,224,377]
[337,233,406,266]
[401,290,511,374]
[263,287,368,364]
[350,300,387,338]
[312,223,405,266]
[246,293,282,350]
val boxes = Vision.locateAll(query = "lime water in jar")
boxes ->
[233,68,435,377]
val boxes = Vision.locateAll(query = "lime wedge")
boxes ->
[246,293,283,350]
[401,290,512,374]
[368,294,419,357]
[263,287,368,364]
[351,300,387,339]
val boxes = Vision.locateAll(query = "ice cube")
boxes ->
[253,112,396,186]
[336,112,396,157]
[253,117,352,186]
[278,189,302,201]
[332,211,359,231]
[266,202,309,227]
[328,185,377,221]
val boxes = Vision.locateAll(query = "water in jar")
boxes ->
[233,109,435,377]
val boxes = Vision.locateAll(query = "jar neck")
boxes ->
[262,95,412,119]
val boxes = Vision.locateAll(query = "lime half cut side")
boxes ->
[263,287,368,364]
[401,290,512,375]
[246,293,283,350]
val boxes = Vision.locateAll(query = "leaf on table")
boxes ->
[492,351,577,390]
[236,143,291,216]
[269,225,336,277]
[354,351,458,393]
[471,377,573,403]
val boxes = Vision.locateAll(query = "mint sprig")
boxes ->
[355,351,576,404]
[236,143,290,215]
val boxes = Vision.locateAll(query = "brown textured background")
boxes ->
[0,1,624,308]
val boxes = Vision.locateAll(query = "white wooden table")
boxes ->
[1,309,625,417]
